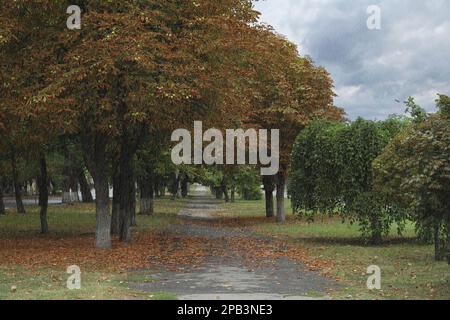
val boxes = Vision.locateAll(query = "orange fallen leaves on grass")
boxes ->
[0,225,334,278]
[0,231,208,272]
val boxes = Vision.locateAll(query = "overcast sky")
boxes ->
[254,0,450,120]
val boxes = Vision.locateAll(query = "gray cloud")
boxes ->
[254,0,450,119]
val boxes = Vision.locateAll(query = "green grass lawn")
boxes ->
[0,197,185,236]
[0,197,183,300]
[222,199,450,300]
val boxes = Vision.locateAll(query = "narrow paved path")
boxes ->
[134,190,335,300]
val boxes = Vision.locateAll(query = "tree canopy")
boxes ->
[0,0,342,247]
[373,95,450,262]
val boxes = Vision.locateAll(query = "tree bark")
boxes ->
[111,169,121,235]
[159,183,166,197]
[434,223,443,261]
[69,173,80,203]
[263,175,275,218]
[153,178,159,198]
[370,215,383,245]
[447,214,450,265]
[11,154,25,214]
[221,177,229,202]
[62,149,79,204]
[93,168,112,248]
[214,187,223,199]
[37,153,49,234]
[78,170,93,203]
[181,177,189,198]
[130,181,137,227]
[118,138,135,242]
[223,188,229,202]
[139,171,154,215]
[171,170,180,200]
[276,171,286,223]
[230,187,235,203]
[83,134,112,249]
[0,178,5,215]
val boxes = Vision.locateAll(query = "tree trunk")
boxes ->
[223,188,229,202]
[230,186,235,203]
[446,235,450,265]
[0,178,5,215]
[263,175,275,218]
[118,139,134,242]
[171,170,180,200]
[176,179,182,198]
[139,172,154,215]
[11,154,25,214]
[447,215,450,265]
[221,177,229,202]
[78,170,93,203]
[181,178,189,198]
[276,171,286,223]
[214,187,223,199]
[37,153,49,234]
[160,183,166,197]
[69,173,80,203]
[153,177,160,198]
[94,169,112,248]
[130,182,137,227]
[62,149,79,204]
[83,134,112,249]
[434,223,443,261]
[139,187,154,215]
[370,214,383,245]
[111,170,121,235]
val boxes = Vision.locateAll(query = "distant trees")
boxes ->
[234,167,262,201]
[246,31,344,222]
[374,95,450,262]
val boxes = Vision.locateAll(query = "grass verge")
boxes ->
[221,199,450,300]
[0,197,184,300]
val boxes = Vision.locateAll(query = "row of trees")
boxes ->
[0,1,342,248]
[289,96,450,263]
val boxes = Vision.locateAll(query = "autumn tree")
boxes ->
[0,1,70,231]
[25,0,280,246]
[244,28,343,222]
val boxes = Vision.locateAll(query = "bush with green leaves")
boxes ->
[289,120,343,220]
[373,95,450,262]
[289,117,408,244]
[235,166,262,200]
